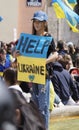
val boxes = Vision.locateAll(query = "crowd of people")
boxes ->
[0,10,79,130]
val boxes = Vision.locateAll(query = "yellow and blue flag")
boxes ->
[64,0,73,10]
[52,0,79,32]
[67,0,77,8]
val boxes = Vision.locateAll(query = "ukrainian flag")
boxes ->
[67,0,77,8]
[64,0,73,10]
[52,0,79,32]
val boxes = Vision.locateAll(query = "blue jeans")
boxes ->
[32,79,50,130]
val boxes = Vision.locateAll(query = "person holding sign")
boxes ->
[31,10,58,130]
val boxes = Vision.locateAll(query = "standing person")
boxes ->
[31,10,58,130]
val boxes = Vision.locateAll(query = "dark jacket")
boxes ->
[51,62,79,104]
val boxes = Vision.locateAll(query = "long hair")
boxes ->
[9,89,46,130]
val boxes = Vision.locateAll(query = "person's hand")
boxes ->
[46,51,58,64]
[15,50,20,57]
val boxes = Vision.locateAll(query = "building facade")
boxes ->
[0,0,79,46]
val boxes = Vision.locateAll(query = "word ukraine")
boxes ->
[18,63,44,75]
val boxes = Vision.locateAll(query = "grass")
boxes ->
[49,117,79,130]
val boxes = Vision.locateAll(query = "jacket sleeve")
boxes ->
[51,74,61,99]
[69,76,79,101]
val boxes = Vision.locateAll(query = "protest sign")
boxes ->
[16,33,52,84]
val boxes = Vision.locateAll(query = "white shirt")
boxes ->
[9,84,31,103]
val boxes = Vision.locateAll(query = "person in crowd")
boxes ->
[75,46,79,56]
[10,58,31,94]
[74,47,79,68]
[51,61,79,105]
[10,48,31,95]
[67,42,75,66]
[69,67,79,81]
[0,41,7,50]
[75,54,79,69]
[0,81,17,130]
[9,88,46,130]
[3,68,46,130]
[3,67,46,130]
[58,53,73,70]
[0,48,11,79]
[69,66,79,97]
[31,10,58,130]
[58,54,79,103]
[56,40,68,56]
[6,43,13,62]
[3,67,31,103]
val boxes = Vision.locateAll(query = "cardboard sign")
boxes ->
[16,33,53,84]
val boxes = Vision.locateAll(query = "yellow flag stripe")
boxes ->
[67,20,79,32]
[53,3,65,18]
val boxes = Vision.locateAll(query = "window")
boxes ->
[27,0,42,7]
